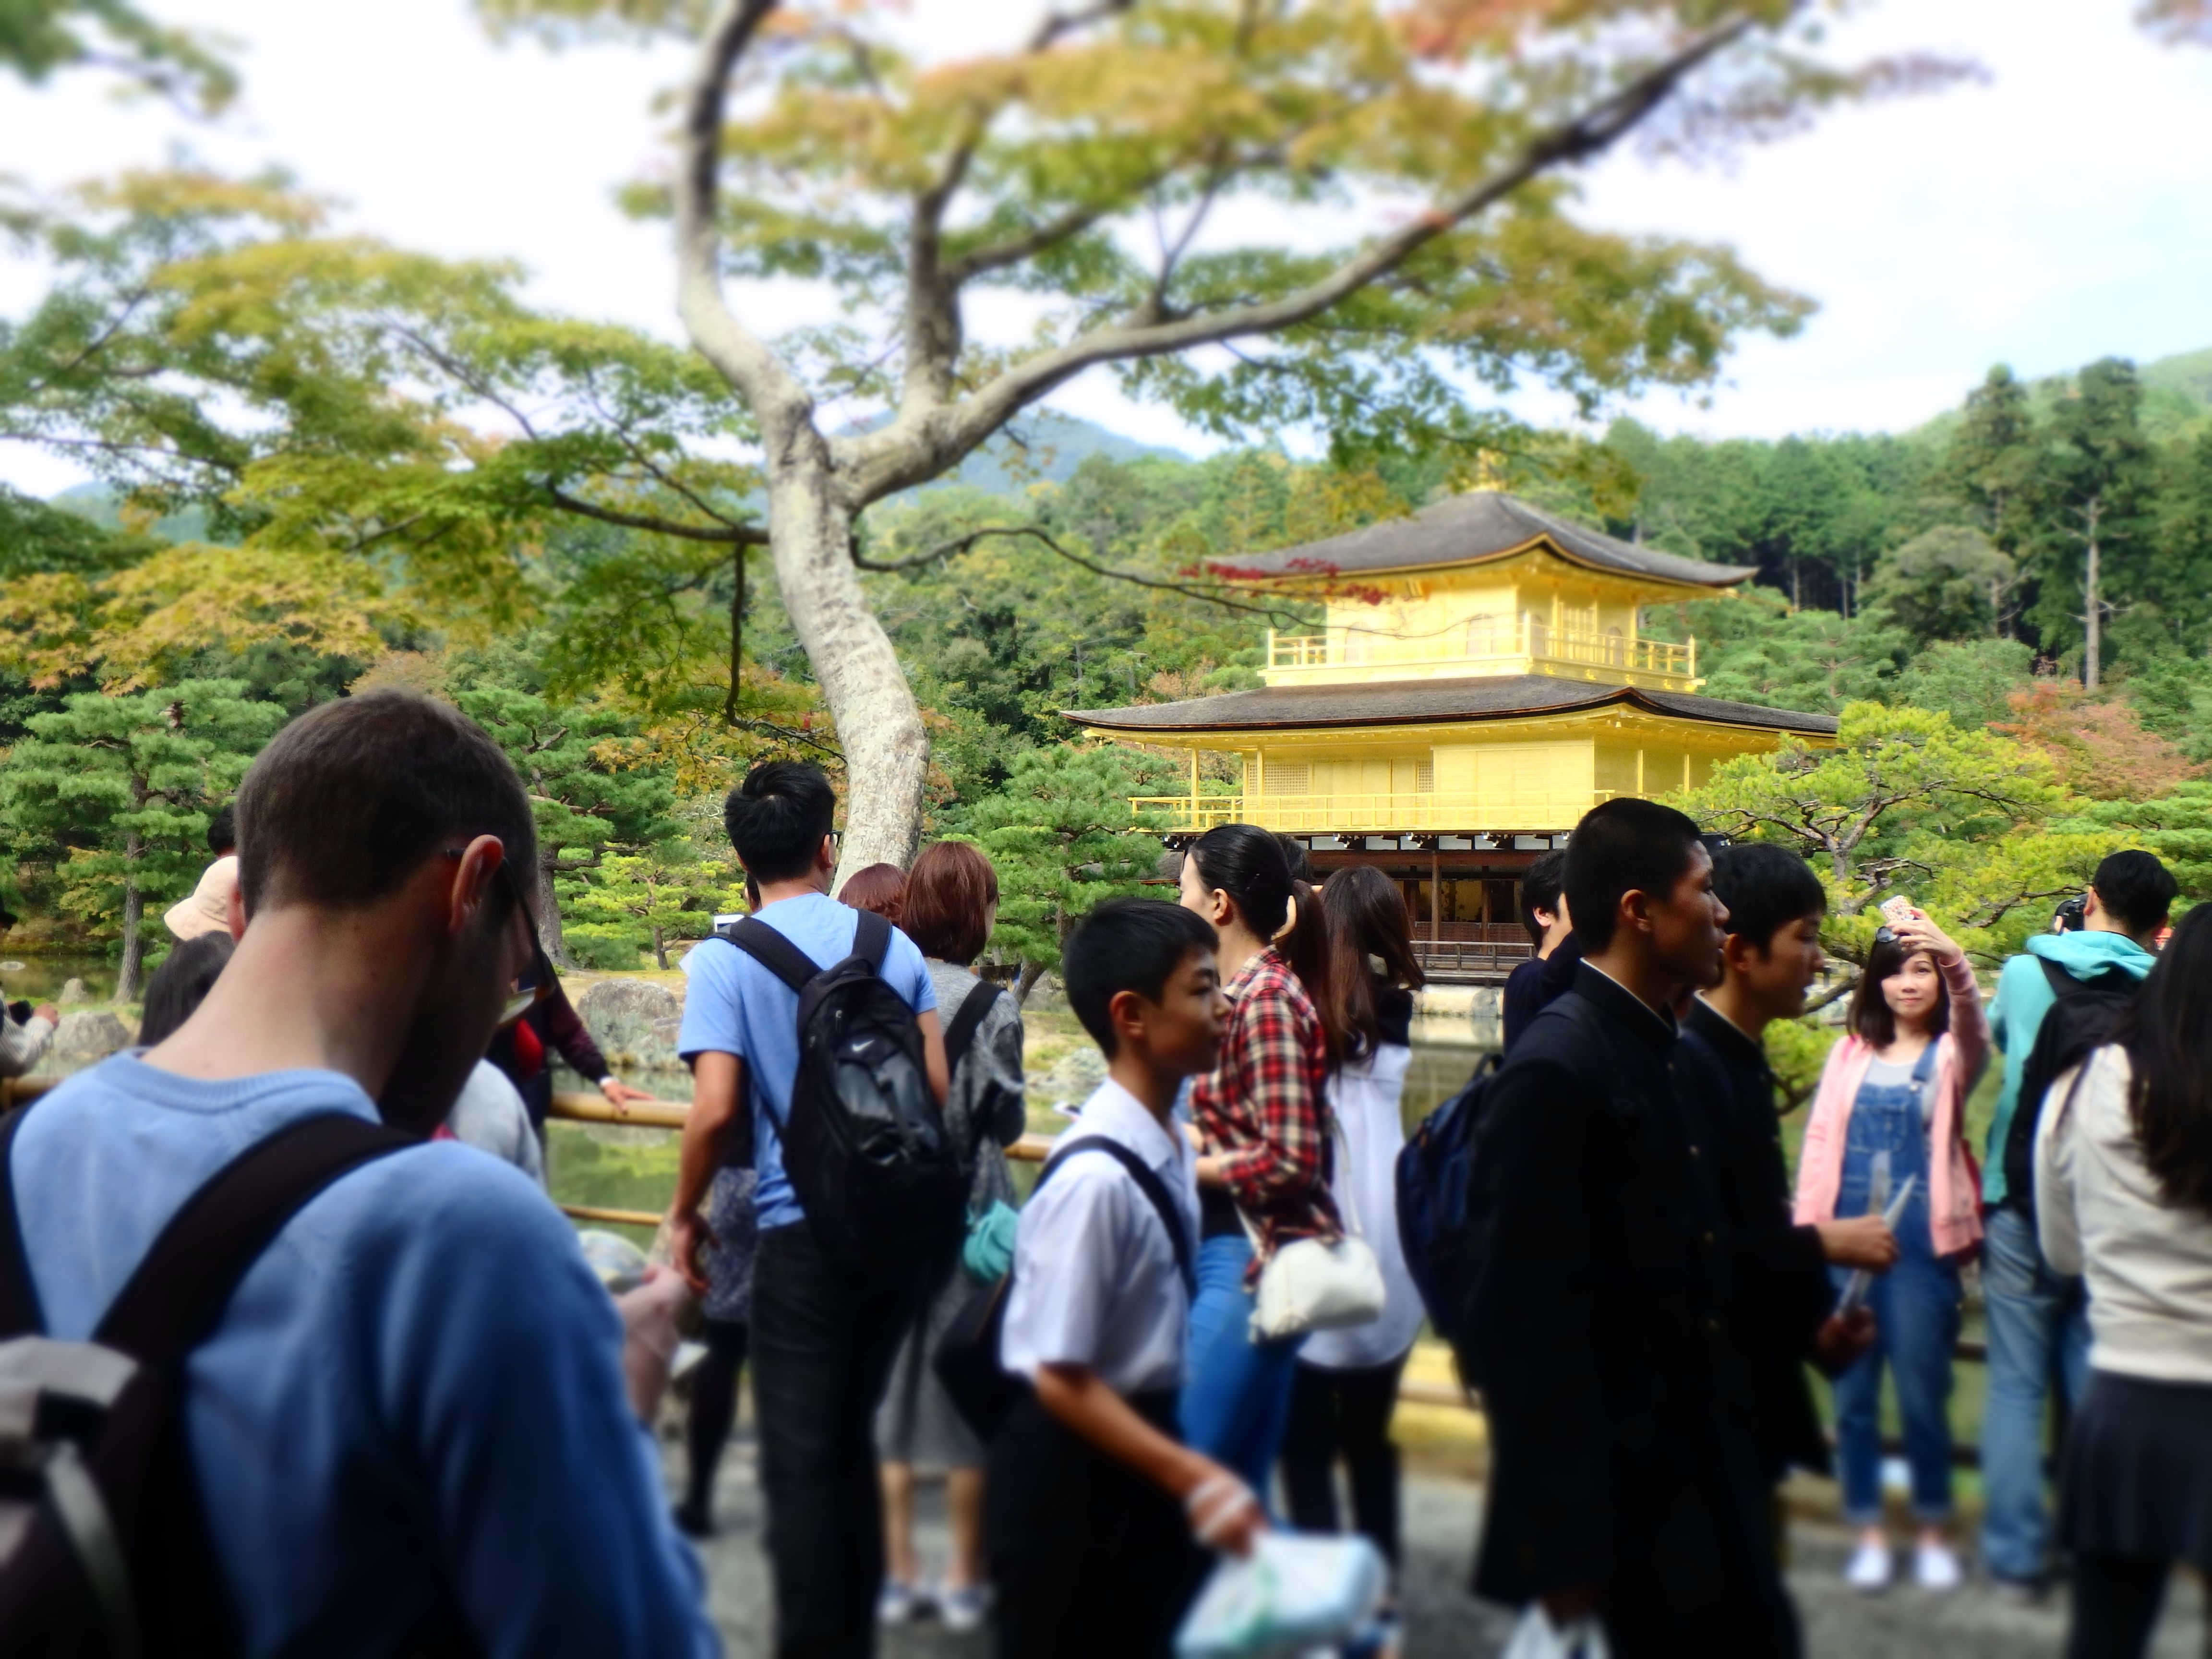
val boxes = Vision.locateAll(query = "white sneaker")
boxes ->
[1914,1541,1962,1594]
[876,1581,925,1626]
[938,1583,988,1633]
[1845,1539,1892,1594]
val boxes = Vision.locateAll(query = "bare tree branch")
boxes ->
[842,13,1757,505]
[545,487,768,546]
[677,0,816,437]
[852,523,1315,628]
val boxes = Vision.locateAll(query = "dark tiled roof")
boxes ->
[1221,492,1755,588]
[1068,675,1838,736]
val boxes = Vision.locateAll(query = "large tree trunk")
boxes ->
[537,852,573,968]
[116,842,144,1004]
[765,453,930,883]
[2083,498,2104,691]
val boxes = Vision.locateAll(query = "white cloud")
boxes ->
[0,0,2204,495]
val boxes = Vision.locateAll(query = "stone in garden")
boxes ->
[574,978,683,1068]
[53,1010,132,1060]
[1023,971,1066,1011]
[1033,1043,1106,1110]
[58,978,90,1007]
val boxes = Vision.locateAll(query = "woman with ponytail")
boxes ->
[1176,823,1344,1494]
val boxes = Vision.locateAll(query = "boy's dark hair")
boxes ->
[1064,899,1217,1056]
[724,761,836,883]
[1518,848,1567,944]
[138,932,235,1046]
[1710,843,1827,952]
[2091,849,2177,936]
[235,690,538,919]
[206,803,236,856]
[1850,928,1952,1046]
[1562,798,1705,954]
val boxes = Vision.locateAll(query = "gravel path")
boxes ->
[676,1437,2207,1657]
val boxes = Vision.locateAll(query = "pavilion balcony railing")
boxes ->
[1129,789,1617,836]
[1262,621,1696,687]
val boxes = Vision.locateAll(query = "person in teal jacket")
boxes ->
[1979,850,2176,1595]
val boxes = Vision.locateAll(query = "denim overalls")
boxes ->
[1831,1040,1962,1527]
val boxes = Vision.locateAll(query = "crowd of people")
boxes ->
[5,689,2212,1659]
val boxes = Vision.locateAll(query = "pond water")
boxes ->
[0,954,118,1005]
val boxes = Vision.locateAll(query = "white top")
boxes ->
[1301,1043,1423,1370]
[0,1010,54,1079]
[2037,1044,2212,1384]
[1000,1078,1200,1396]
[443,1060,546,1188]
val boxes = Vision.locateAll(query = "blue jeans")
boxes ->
[1978,1202,2092,1583]
[1179,1233,1306,1499]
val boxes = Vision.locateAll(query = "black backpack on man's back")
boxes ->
[0,1108,416,1657]
[2001,956,2140,1220]
[719,908,967,1264]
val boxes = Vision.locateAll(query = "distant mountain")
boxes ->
[1906,343,2212,448]
[48,481,209,543]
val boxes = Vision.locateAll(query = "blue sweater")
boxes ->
[1983,930,2157,1206]
[11,1056,719,1659]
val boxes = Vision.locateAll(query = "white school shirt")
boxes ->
[999,1077,1201,1397]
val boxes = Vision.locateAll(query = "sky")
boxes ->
[0,0,2207,495]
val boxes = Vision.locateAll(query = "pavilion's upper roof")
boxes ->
[1069,675,1838,737]
[1222,491,1755,589]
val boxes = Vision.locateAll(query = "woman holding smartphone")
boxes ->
[1794,905,1989,1595]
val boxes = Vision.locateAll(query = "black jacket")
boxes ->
[1500,935,1582,1053]
[1461,963,1793,1656]
[1680,998,1836,1481]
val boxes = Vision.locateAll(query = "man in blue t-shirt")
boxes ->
[6,690,717,1658]
[671,760,946,1659]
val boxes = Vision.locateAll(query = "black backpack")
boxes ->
[719,909,967,1264]
[1395,1053,1503,1382]
[0,1108,413,1657]
[2001,956,2140,1220]
[933,1137,1196,1438]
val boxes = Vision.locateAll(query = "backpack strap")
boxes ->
[721,916,823,997]
[1039,1137,1197,1296]
[0,1104,45,1338]
[943,981,1003,1080]
[93,1114,414,1364]
[853,907,892,972]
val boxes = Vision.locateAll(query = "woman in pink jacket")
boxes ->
[1794,909,1988,1598]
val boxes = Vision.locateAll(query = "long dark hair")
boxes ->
[1848,929,1951,1047]
[2114,904,2212,1216]
[139,933,234,1046]
[1189,823,1341,1063]
[1321,866,1425,1059]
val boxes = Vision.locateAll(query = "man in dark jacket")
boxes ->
[1462,799,1795,1656]
[1680,844,1889,1503]
[1500,848,1578,1051]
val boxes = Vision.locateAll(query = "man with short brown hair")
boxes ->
[5,690,717,1657]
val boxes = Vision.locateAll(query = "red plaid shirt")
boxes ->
[1191,947,1340,1281]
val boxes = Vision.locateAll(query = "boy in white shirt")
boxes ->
[988,899,1266,1657]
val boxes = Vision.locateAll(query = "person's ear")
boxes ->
[2083,886,2104,924]
[1107,986,1147,1051]
[1618,887,1653,939]
[446,834,506,939]
[815,834,837,875]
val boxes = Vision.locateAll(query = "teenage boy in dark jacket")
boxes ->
[1462,799,1794,1657]
[1681,844,1890,1503]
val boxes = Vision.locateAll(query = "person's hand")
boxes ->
[30,1004,56,1026]
[1812,1307,1876,1374]
[668,1209,718,1295]
[1539,1584,1600,1625]
[1182,1461,1266,1557]
[614,1265,693,1424]
[600,1076,651,1111]
[1890,912,1963,967]
[1815,1214,1899,1272]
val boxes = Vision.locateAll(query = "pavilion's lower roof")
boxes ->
[1068,675,1839,737]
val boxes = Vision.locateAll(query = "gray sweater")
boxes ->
[927,961,1025,1213]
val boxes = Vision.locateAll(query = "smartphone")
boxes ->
[1878,894,1916,928]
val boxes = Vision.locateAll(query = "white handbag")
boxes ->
[1244,1114,1386,1341]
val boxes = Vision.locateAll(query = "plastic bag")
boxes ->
[1175,1532,1387,1659]
[1500,1606,1610,1659]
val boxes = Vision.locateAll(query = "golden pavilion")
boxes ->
[1068,491,1837,972]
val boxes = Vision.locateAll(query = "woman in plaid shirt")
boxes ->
[1176,824,1346,1494]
